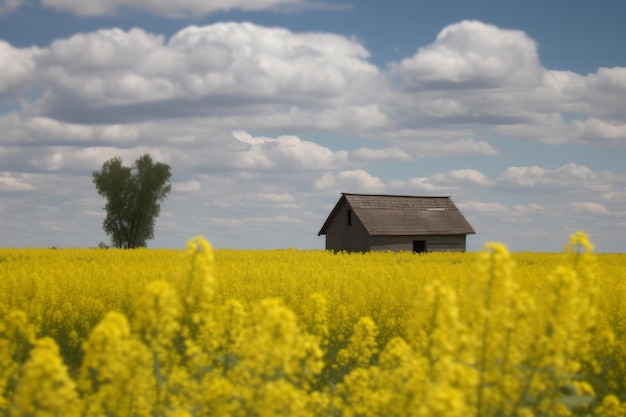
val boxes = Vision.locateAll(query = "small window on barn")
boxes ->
[346,209,352,226]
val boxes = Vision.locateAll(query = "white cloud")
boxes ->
[249,192,301,209]
[41,0,313,17]
[232,131,348,171]
[169,23,378,101]
[29,23,381,125]
[0,21,626,148]
[174,180,201,193]
[210,217,243,228]
[0,173,35,191]
[387,177,454,193]
[2,19,623,148]
[569,118,626,143]
[600,190,626,201]
[29,151,65,171]
[512,203,544,214]
[0,41,37,98]
[498,115,626,145]
[456,200,508,213]
[0,145,170,175]
[0,113,140,146]
[174,104,390,133]
[41,27,165,73]
[35,28,180,107]
[429,169,494,186]
[350,146,411,162]
[391,138,500,158]
[568,202,610,215]
[314,170,384,192]
[0,0,21,15]
[383,21,626,144]
[588,67,626,91]
[243,215,300,224]
[495,67,626,144]
[253,193,295,203]
[78,209,104,218]
[390,20,541,89]
[496,163,608,191]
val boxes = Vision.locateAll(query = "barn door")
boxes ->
[413,240,427,253]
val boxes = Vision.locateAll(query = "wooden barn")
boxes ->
[318,193,475,253]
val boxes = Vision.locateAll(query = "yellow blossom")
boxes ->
[0,231,623,416]
[78,311,154,417]
[0,306,36,413]
[10,337,79,417]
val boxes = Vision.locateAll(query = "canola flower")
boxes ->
[0,307,36,411]
[9,337,79,417]
[78,311,155,417]
[0,232,625,416]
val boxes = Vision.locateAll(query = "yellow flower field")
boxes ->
[1,232,626,416]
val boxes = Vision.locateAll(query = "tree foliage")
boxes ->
[93,154,172,248]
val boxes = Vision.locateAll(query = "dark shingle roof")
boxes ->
[319,193,475,236]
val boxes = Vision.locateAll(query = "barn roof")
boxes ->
[318,193,476,236]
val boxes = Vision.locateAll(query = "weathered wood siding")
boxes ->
[324,201,370,252]
[369,234,467,252]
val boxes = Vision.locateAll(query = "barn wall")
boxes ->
[369,234,467,252]
[324,201,369,252]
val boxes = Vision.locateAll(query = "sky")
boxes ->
[1,0,625,252]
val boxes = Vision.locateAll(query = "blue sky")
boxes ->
[1,0,625,252]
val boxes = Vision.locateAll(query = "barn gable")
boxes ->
[318,193,475,252]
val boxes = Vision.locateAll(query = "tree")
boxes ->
[93,154,172,248]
